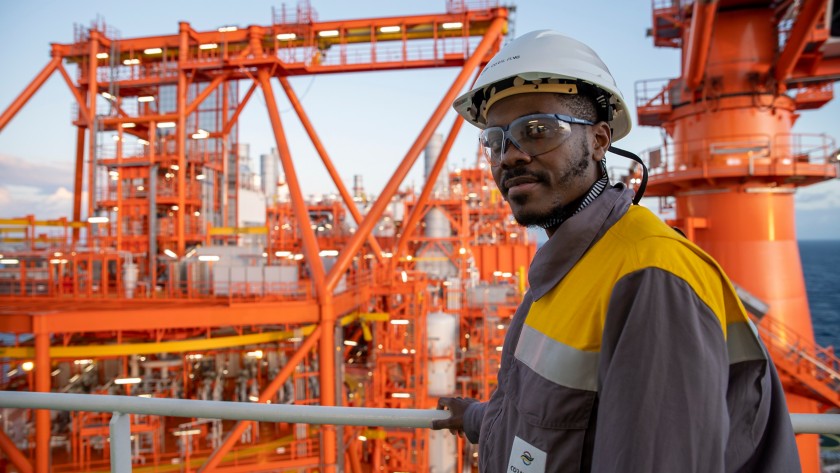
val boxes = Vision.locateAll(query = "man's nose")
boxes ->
[499,139,532,168]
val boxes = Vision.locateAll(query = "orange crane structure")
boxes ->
[0,1,538,472]
[635,0,840,471]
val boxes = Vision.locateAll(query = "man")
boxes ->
[431,30,800,473]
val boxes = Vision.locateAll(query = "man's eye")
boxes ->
[488,138,503,153]
[524,123,550,138]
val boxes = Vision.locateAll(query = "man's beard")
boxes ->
[510,144,592,229]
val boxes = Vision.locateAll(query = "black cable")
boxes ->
[608,145,648,205]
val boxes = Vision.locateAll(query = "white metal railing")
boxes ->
[1,391,838,472]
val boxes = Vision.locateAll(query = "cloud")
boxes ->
[795,180,840,211]
[0,153,73,193]
[0,185,75,220]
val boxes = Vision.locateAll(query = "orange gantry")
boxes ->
[636,1,840,472]
[0,2,540,472]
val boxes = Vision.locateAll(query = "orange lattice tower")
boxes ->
[638,1,840,471]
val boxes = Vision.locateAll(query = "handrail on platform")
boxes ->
[0,391,836,472]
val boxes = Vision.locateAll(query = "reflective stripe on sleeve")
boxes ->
[727,320,767,364]
[515,324,600,392]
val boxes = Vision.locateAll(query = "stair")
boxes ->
[756,315,840,409]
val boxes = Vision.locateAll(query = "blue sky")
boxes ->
[0,0,838,239]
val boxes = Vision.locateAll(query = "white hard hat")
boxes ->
[453,30,632,141]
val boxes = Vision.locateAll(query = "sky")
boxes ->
[0,0,838,239]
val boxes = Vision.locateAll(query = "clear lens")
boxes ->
[479,115,573,166]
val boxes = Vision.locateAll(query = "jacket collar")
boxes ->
[528,184,634,301]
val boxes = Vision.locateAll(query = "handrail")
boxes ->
[0,391,447,428]
[0,391,835,471]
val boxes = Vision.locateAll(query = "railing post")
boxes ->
[110,411,132,473]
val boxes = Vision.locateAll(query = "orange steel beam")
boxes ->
[176,22,189,257]
[185,72,231,116]
[277,76,384,262]
[319,294,338,472]
[0,429,32,473]
[395,114,465,259]
[73,126,85,243]
[682,0,719,91]
[258,69,327,295]
[223,81,257,136]
[199,325,323,473]
[34,332,50,473]
[776,0,829,83]
[0,54,61,133]
[56,63,91,125]
[324,14,508,293]
[17,302,321,334]
[87,32,99,220]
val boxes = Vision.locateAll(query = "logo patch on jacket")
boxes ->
[507,436,546,472]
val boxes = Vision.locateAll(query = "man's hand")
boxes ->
[431,397,476,437]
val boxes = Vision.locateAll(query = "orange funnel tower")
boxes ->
[638,1,840,471]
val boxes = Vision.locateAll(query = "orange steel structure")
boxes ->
[0,2,541,472]
[636,1,840,471]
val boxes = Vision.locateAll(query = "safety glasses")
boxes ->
[479,113,595,166]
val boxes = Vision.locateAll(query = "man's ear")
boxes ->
[592,121,612,161]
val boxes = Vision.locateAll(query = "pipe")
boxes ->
[199,326,323,472]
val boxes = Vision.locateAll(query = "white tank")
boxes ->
[427,310,458,473]
[426,311,457,396]
[429,429,457,473]
[123,262,138,299]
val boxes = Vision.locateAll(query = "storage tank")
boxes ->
[427,310,458,473]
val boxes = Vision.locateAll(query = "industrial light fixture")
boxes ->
[318,30,340,38]
[441,22,463,29]
[218,26,238,33]
[391,393,411,399]
[173,429,201,436]
[144,47,163,55]
[198,255,220,262]
[196,174,206,180]
[96,52,109,59]
[319,249,339,257]
[275,251,292,257]
[379,26,401,33]
[87,216,109,223]
[246,350,264,359]
[123,58,140,65]
[164,249,178,259]
[191,129,209,139]
[114,377,142,385]
[21,361,34,372]
[122,122,136,128]
[137,139,150,146]
[276,33,297,40]
[157,122,176,128]
[138,96,155,102]
[101,92,115,100]
[344,340,358,347]
[390,319,409,325]
[199,43,218,50]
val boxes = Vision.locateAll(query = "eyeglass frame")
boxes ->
[479,113,596,167]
